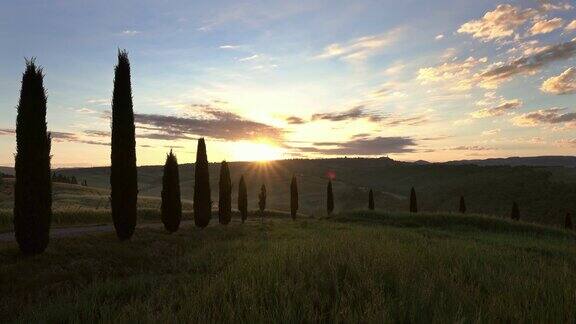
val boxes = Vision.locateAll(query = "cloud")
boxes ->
[513,107,576,127]
[539,1,573,12]
[567,20,576,30]
[312,105,383,122]
[530,17,564,35]
[472,99,522,118]
[478,39,576,88]
[296,136,416,156]
[541,67,576,94]
[219,45,242,50]
[0,128,15,135]
[121,30,141,36]
[238,54,259,62]
[285,116,306,125]
[316,28,403,62]
[435,34,444,40]
[133,106,284,142]
[417,56,487,91]
[447,145,495,151]
[76,108,97,114]
[482,128,501,136]
[457,4,537,41]
[0,128,109,146]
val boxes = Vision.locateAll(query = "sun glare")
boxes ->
[232,141,284,162]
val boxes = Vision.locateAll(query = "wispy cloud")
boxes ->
[121,30,141,36]
[316,27,403,63]
[295,136,416,156]
[132,105,284,142]
[513,107,576,127]
[479,39,576,88]
[472,99,522,118]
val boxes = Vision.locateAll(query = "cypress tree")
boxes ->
[511,201,520,221]
[161,150,182,233]
[13,59,52,254]
[193,138,211,228]
[238,176,248,223]
[327,179,334,215]
[290,175,298,220]
[258,184,266,214]
[368,189,375,210]
[218,161,232,225]
[409,187,417,213]
[459,196,466,214]
[110,50,138,240]
[566,213,573,230]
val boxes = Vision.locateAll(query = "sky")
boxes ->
[1,0,576,167]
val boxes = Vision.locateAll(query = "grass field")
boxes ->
[1,211,575,322]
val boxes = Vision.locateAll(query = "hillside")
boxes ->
[1,211,575,322]
[2,157,576,225]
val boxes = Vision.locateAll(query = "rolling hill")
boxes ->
[3,157,576,226]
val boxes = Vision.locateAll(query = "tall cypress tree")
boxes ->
[14,59,52,254]
[218,161,232,225]
[459,196,466,214]
[409,187,417,213]
[565,213,573,230]
[193,138,211,228]
[161,150,182,233]
[368,189,375,210]
[327,179,334,215]
[238,175,248,223]
[110,50,138,240]
[511,202,520,221]
[290,175,298,220]
[258,184,266,214]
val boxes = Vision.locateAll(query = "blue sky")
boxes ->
[1,0,576,167]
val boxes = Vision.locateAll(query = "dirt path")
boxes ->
[0,220,203,242]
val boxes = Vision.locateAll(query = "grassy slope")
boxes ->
[4,158,575,225]
[1,211,575,323]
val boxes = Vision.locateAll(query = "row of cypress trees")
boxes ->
[160,143,303,233]
[12,52,574,254]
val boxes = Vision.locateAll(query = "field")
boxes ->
[1,211,576,322]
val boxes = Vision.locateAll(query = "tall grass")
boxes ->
[1,212,576,322]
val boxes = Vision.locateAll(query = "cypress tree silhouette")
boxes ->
[290,175,298,220]
[409,187,417,213]
[238,176,248,223]
[368,189,375,210]
[110,50,138,240]
[14,59,52,254]
[327,179,334,215]
[218,161,232,225]
[193,138,211,228]
[161,150,182,233]
[459,196,466,214]
[511,202,520,221]
[258,184,266,214]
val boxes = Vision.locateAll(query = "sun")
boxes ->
[231,140,284,162]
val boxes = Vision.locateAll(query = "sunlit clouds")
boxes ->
[0,0,576,167]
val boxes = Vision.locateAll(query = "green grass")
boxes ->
[1,211,575,322]
[0,209,292,232]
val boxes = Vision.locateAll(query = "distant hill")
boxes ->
[2,157,576,226]
[446,156,576,168]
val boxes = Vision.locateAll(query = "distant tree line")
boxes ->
[11,52,574,255]
[51,172,88,186]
